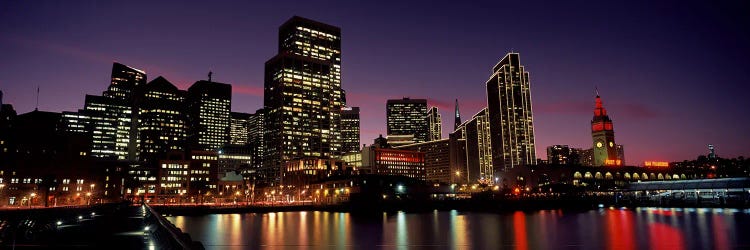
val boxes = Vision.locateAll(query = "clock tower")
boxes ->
[591,93,619,166]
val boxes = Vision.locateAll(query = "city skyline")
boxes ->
[2,1,749,165]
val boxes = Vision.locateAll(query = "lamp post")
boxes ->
[0,184,5,207]
[86,192,92,205]
[30,192,37,208]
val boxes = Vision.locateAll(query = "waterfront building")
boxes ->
[451,108,493,184]
[485,53,537,171]
[341,107,361,153]
[189,150,219,196]
[386,97,428,143]
[362,137,425,180]
[427,106,442,141]
[394,139,450,184]
[264,16,344,185]
[590,93,619,166]
[157,152,190,197]
[218,144,253,179]
[187,79,232,151]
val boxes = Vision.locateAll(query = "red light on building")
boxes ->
[644,161,669,167]
[605,159,622,166]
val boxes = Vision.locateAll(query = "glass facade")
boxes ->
[341,107,360,153]
[427,106,442,141]
[229,112,251,145]
[187,80,232,151]
[136,76,187,163]
[386,98,428,143]
[264,16,344,185]
[486,53,536,172]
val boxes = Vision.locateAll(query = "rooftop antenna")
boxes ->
[595,86,599,97]
[35,86,39,111]
[208,71,213,82]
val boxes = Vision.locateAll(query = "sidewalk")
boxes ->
[0,203,151,249]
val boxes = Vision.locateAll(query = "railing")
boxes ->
[144,203,204,250]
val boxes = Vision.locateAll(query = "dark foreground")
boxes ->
[0,203,202,249]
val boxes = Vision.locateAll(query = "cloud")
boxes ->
[535,100,660,120]
[4,34,112,64]
[614,103,660,119]
[535,101,590,114]
[233,84,263,96]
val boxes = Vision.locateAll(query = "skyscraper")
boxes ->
[135,76,187,163]
[427,106,442,141]
[341,107,360,153]
[486,53,536,172]
[452,108,493,183]
[263,16,343,184]
[104,62,146,100]
[454,99,461,131]
[386,98,428,144]
[187,79,232,151]
[248,109,264,169]
[591,93,618,166]
[62,62,146,160]
[229,112,252,145]
[83,95,132,159]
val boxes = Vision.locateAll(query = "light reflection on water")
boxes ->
[166,208,750,249]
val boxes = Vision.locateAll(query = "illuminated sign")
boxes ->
[605,159,622,166]
[644,161,669,167]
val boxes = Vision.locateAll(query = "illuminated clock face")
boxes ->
[596,142,603,148]
[609,142,614,147]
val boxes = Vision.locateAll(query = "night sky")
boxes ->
[1,0,748,165]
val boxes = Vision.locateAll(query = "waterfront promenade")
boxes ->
[0,202,202,249]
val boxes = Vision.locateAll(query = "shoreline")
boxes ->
[153,199,750,216]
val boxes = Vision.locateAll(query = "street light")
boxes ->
[30,192,37,208]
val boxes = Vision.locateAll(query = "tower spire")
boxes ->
[208,71,213,82]
[454,98,461,130]
[35,86,39,111]
[595,86,599,97]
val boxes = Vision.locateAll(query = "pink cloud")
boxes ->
[233,84,264,96]
[535,101,591,115]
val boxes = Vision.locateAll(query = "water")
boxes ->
[166,207,750,249]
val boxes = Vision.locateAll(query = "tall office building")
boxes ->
[452,108,493,184]
[84,95,132,159]
[63,62,146,160]
[229,112,252,145]
[486,53,536,171]
[135,76,187,163]
[248,109,264,169]
[591,93,619,166]
[104,62,146,100]
[263,16,343,184]
[341,107,360,153]
[386,98,428,144]
[427,106,442,141]
[454,99,461,131]
[187,79,232,151]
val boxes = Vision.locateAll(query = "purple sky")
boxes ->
[1,0,748,165]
